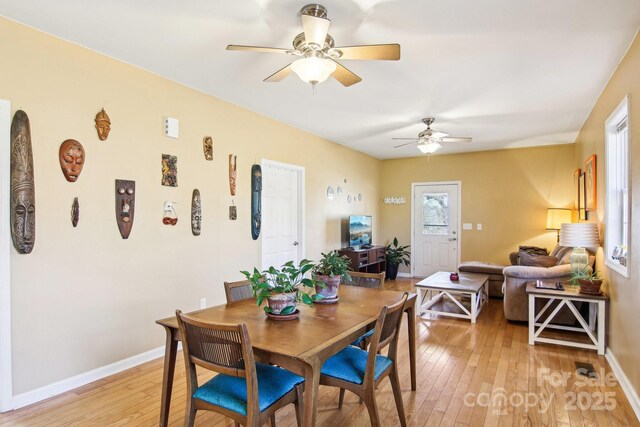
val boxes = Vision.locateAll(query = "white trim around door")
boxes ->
[0,99,12,411]
[410,181,462,278]
[260,159,305,269]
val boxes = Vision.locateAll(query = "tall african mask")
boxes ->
[115,179,135,239]
[95,108,111,141]
[10,110,36,254]
[59,139,85,182]
[203,137,213,161]
[251,164,262,240]
[229,154,237,196]
[191,189,201,236]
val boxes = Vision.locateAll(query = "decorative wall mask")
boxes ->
[191,189,201,235]
[71,197,79,227]
[10,110,36,254]
[94,109,111,141]
[229,154,237,196]
[229,203,237,221]
[58,139,85,182]
[251,164,262,240]
[163,201,178,226]
[115,179,135,239]
[161,154,178,187]
[203,137,213,161]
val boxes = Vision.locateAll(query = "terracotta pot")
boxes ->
[578,279,603,295]
[266,292,298,315]
[315,275,341,299]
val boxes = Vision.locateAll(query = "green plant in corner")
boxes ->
[313,250,352,279]
[241,259,324,314]
[385,237,411,280]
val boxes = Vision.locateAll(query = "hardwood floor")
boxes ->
[1,278,638,426]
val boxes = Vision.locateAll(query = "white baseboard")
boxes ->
[10,345,165,410]
[606,348,640,422]
[396,272,412,278]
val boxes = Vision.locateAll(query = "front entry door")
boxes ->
[261,160,304,270]
[412,183,460,277]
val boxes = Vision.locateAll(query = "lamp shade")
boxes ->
[559,223,599,248]
[291,57,336,84]
[417,141,442,154]
[546,208,572,230]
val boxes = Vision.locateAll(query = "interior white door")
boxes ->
[261,161,303,270]
[412,183,460,277]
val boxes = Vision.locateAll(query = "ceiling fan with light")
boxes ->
[393,118,472,154]
[226,4,400,89]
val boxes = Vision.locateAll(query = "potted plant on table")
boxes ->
[241,259,324,320]
[385,237,411,280]
[569,267,603,295]
[313,250,351,302]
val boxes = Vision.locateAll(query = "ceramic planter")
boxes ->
[266,292,297,315]
[315,275,341,299]
[578,279,603,295]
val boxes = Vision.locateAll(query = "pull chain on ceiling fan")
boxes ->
[392,118,472,154]
[226,4,400,89]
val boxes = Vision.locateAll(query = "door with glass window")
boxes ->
[412,183,460,277]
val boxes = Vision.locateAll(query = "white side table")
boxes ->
[526,282,608,355]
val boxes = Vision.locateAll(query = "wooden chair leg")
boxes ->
[362,389,380,427]
[338,388,346,408]
[294,384,304,427]
[389,368,407,427]
[184,398,196,427]
[234,423,240,427]
[270,413,276,426]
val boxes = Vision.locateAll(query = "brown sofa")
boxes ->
[458,262,506,297]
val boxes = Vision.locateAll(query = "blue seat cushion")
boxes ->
[351,329,375,346]
[193,362,303,416]
[321,345,393,384]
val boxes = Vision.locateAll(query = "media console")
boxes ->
[338,245,386,274]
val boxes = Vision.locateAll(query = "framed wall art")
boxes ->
[585,154,597,211]
[579,172,587,220]
[573,168,581,210]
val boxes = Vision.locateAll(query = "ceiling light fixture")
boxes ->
[291,54,337,89]
[417,141,442,154]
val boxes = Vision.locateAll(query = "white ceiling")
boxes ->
[2,0,640,159]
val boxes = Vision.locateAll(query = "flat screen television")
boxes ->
[349,215,372,248]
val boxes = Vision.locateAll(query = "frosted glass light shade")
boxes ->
[291,57,336,84]
[559,223,600,248]
[417,142,442,154]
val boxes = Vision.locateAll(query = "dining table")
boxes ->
[155,286,417,427]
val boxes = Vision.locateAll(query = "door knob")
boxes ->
[293,241,299,246]
[448,237,457,241]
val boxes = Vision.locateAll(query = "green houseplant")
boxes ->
[313,251,351,301]
[569,267,603,295]
[241,259,324,318]
[385,237,411,280]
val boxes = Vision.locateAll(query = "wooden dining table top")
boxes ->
[156,286,411,361]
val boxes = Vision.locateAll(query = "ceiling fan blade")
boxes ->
[302,15,330,47]
[392,137,419,140]
[393,141,419,148]
[441,137,472,143]
[330,61,362,87]
[431,131,449,138]
[264,64,293,82]
[333,44,401,60]
[227,45,291,54]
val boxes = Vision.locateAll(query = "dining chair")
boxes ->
[224,279,254,303]
[319,293,408,427]
[341,271,386,349]
[175,310,304,427]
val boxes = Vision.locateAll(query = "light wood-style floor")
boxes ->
[1,279,638,426]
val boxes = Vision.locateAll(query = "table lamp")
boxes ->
[546,208,572,242]
[559,223,599,273]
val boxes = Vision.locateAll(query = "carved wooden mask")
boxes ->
[229,154,237,196]
[203,137,213,161]
[95,109,111,141]
[10,110,36,254]
[191,189,201,235]
[115,179,135,239]
[251,164,262,240]
[71,197,79,227]
[59,139,85,182]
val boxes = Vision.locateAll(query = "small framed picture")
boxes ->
[585,155,597,211]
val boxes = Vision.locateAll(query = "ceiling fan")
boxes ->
[226,4,400,88]
[393,118,472,154]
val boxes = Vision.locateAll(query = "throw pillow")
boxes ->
[519,252,558,268]
[518,246,549,256]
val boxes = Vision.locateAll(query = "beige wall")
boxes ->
[574,31,640,398]
[379,145,575,268]
[0,18,380,394]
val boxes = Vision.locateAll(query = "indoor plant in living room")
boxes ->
[569,267,603,295]
[385,237,411,280]
[241,259,324,320]
[312,250,351,303]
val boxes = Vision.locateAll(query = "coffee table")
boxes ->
[416,271,490,323]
